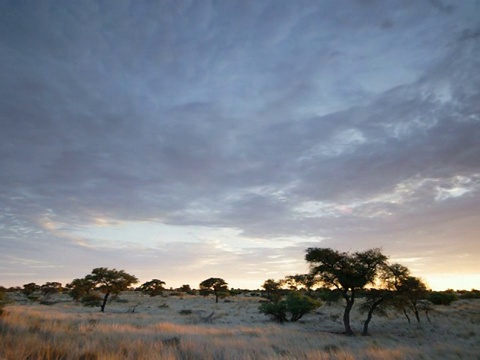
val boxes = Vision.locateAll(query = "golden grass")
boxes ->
[1,293,479,359]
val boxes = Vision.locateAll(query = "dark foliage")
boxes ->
[429,291,458,305]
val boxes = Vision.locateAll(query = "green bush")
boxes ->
[259,292,321,323]
[316,289,341,304]
[81,294,103,307]
[429,291,458,305]
[259,300,288,322]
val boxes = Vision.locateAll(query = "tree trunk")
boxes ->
[100,292,110,312]
[414,309,420,323]
[412,303,420,323]
[342,290,355,336]
[425,310,431,324]
[403,308,411,324]
[362,298,383,336]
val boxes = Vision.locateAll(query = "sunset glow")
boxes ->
[1,1,479,291]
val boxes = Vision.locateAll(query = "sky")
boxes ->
[1,0,479,291]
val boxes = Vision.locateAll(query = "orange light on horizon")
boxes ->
[423,273,480,291]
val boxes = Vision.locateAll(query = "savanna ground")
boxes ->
[0,292,479,360]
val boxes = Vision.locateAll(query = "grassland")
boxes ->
[0,292,479,359]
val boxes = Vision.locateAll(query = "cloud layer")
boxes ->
[1,1,479,289]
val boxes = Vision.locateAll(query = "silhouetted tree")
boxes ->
[305,247,387,335]
[283,274,317,295]
[85,268,138,312]
[380,263,429,323]
[66,278,95,301]
[178,284,192,292]
[40,282,62,298]
[262,279,282,302]
[359,288,392,336]
[199,278,228,303]
[396,275,428,323]
[22,283,40,297]
[138,279,166,297]
[359,262,407,336]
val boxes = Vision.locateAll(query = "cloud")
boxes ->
[0,1,479,287]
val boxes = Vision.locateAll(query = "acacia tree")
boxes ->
[22,283,40,297]
[138,279,166,297]
[178,284,192,293]
[40,282,63,298]
[85,268,138,312]
[396,275,428,323]
[305,247,387,335]
[283,274,317,295]
[262,279,282,302]
[199,277,228,303]
[359,288,392,336]
[66,278,95,301]
[380,263,429,323]
[358,262,407,336]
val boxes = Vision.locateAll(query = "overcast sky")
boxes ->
[1,0,479,290]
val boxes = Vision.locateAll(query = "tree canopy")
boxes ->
[306,247,387,335]
[138,279,166,297]
[84,267,138,312]
[199,277,228,303]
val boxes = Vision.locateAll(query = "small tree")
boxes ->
[262,279,282,302]
[199,278,228,303]
[381,263,429,323]
[178,284,192,292]
[359,262,408,336]
[259,292,321,323]
[138,279,166,297]
[66,278,95,301]
[85,268,138,312]
[283,274,318,295]
[306,247,387,335]
[22,283,40,298]
[359,288,392,336]
[40,282,63,298]
[396,275,428,323]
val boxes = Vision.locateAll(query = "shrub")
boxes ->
[81,294,103,307]
[259,300,288,323]
[316,289,341,304]
[284,292,322,321]
[458,289,480,299]
[259,292,321,323]
[429,291,458,305]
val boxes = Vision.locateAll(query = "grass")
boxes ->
[0,293,479,359]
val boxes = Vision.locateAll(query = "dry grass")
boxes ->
[1,293,479,359]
